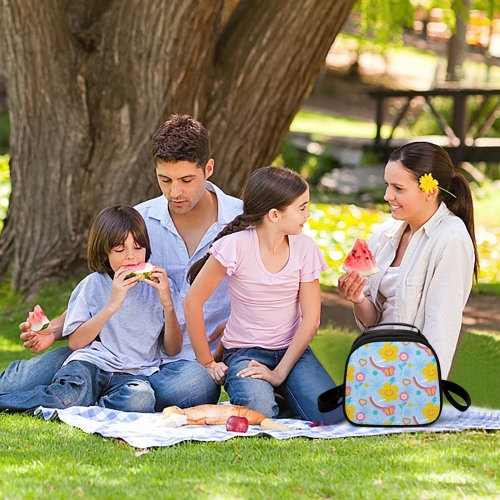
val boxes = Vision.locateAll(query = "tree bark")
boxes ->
[446,0,471,82]
[0,0,356,296]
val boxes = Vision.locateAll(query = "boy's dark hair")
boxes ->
[151,114,210,169]
[87,205,152,277]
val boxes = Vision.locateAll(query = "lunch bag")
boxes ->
[318,323,471,427]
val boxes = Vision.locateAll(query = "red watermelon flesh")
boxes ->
[342,239,379,277]
[123,262,154,280]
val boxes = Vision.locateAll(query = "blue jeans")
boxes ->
[149,359,220,411]
[222,346,345,424]
[0,346,71,393]
[0,359,156,413]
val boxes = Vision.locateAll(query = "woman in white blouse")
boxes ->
[338,142,479,377]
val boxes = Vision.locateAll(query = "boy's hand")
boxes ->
[19,321,55,353]
[108,267,141,311]
[144,267,172,306]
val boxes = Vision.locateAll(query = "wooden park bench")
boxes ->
[368,87,500,164]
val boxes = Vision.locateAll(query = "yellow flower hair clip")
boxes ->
[419,173,438,193]
[419,173,456,198]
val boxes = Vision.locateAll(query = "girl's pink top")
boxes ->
[209,228,327,349]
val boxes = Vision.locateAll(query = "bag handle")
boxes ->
[442,380,471,412]
[317,385,344,413]
[363,322,422,334]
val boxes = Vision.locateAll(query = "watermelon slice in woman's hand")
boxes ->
[342,238,379,277]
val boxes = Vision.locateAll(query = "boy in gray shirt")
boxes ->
[0,205,182,413]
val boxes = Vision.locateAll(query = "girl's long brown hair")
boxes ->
[188,166,308,284]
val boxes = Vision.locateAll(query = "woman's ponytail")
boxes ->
[446,171,479,282]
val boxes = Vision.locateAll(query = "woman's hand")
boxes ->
[204,360,228,385]
[337,271,367,304]
[237,359,283,387]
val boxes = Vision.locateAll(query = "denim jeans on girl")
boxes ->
[0,357,155,413]
[222,346,345,424]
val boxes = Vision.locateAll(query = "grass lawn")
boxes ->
[1,414,498,500]
[291,109,382,138]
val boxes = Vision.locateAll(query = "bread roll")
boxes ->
[161,404,267,425]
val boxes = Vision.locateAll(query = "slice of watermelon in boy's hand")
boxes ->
[27,305,50,332]
[23,305,53,353]
[342,239,379,277]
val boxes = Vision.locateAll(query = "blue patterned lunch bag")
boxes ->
[318,323,471,426]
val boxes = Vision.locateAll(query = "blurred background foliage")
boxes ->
[304,192,500,288]
[0,155,9,232]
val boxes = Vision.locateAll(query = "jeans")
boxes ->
[0,359,156,413]
[0,346,71,393]
[222,346,345,424]
[149,359,220,411]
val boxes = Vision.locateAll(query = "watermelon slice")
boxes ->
[342,239,379,277]
[28,305,50,332]
[123,262,155,281]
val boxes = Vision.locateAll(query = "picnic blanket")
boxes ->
[34,405,500,448]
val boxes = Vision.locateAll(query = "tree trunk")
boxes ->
[206,0,355,195]
[446,0,471,82]
[0,0,356,296]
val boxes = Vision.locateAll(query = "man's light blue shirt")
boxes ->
[135,182,243,363]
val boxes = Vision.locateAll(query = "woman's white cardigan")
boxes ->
[357,202,475,378]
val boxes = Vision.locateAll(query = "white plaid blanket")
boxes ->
[35,405,500,448]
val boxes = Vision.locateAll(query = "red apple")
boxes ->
[226,415,249,433]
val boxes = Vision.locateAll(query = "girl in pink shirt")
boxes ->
[184,166,344,423]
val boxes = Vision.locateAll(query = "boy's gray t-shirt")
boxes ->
[62,272,166,376]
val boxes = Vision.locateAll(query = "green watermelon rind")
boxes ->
[124,263,154,281]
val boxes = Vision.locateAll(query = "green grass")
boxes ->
[477,282,500,295]
[0,414,498,500]
[291,109,379,138]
